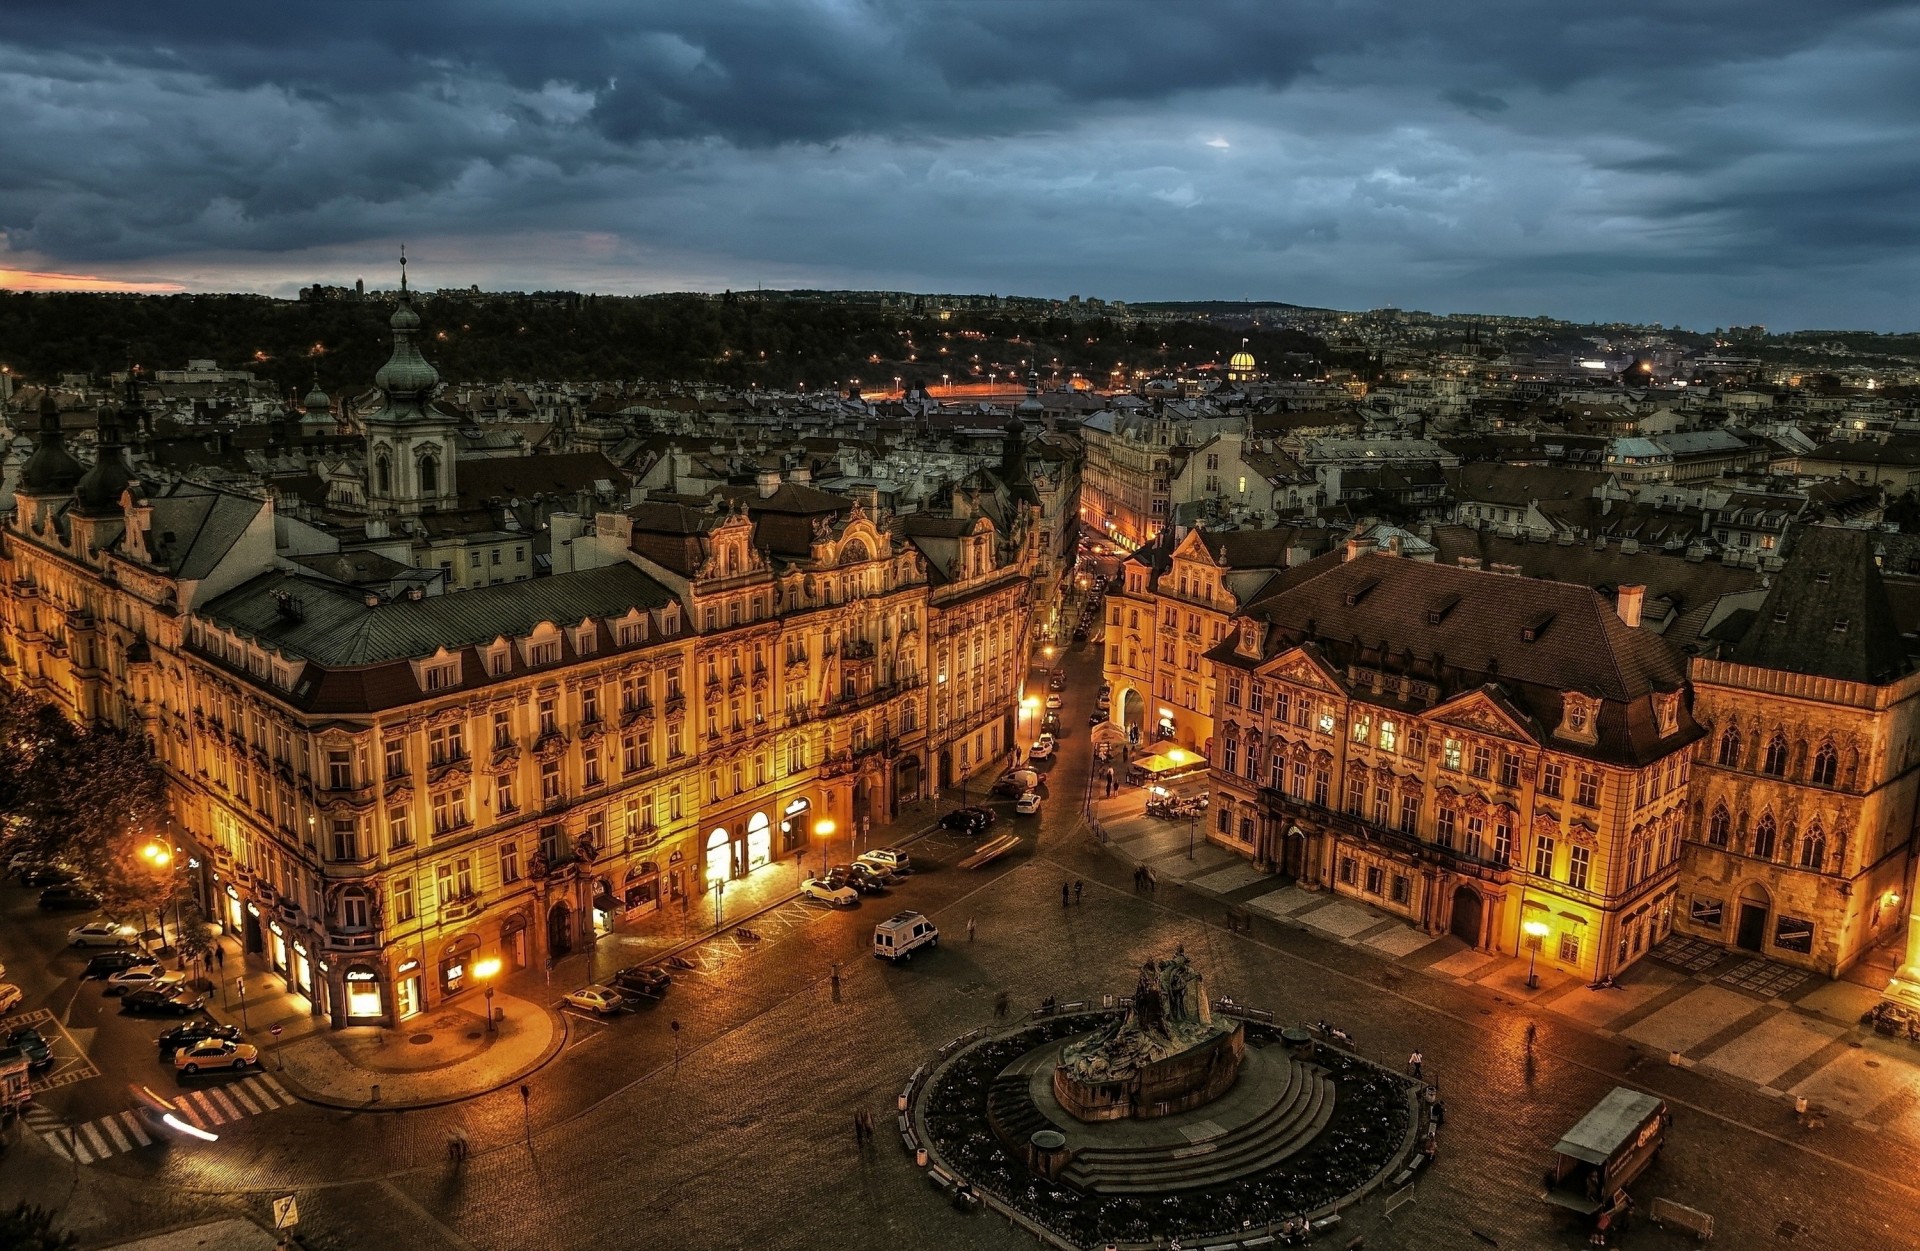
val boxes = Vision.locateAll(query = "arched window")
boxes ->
[1762,733,1788,776]
[1752,812,1777,860]
[1718,725,1742,767]
[1707,805,1731,848]
[419,453,439,496]
[1811,742,1838,787]
[375,454,391,496]
[1799,823,1827,871]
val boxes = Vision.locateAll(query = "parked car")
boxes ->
[842,863,891,894]
[0,985,21,1015]
[20,864,76,888]
[173,1038,259,1074]
[38,885,101,911]
[156,1021,243,1059]
[121,986,206,1016]
[563,985,627,1015]
[608,965,672,1000]
[6,1025,51,1069]
[85,950,158,979]
[1045,693,1063,710]
[1089,708,1108,725]
[1028,735,1056,762]
[105,967,183,996]
[68,920,138,948]
[800,877,860,908]
[993,767,1039,797]
[1071,628,1087,642]
[939,806,996,832]
[856,848,912,875]
[1048,671,1065,691]
[1015,790,1044,815]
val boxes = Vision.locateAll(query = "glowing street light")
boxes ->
[474,956,503,1033]
[1523,919,1550,989]
[814,818,837,876]
[141,842,171,867]
[1021,695,1041,742]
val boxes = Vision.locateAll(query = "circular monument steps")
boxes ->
[987,1039,1337,1195]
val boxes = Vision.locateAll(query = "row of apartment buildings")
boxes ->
[1108,521,1920,996]
[0,297,1045,1029]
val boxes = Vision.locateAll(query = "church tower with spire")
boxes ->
[364,251,457,516]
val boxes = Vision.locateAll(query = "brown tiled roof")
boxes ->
[1230,552,1695,765]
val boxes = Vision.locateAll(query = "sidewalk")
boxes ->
[1088,780,1920,1146]
[199,931,563,1111]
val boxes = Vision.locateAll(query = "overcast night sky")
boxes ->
[4,1,1919,330]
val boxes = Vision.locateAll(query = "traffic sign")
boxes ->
[272,1195,300,1230]
[270,1025,283,1040]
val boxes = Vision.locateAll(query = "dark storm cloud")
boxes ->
[2,0,1918,326]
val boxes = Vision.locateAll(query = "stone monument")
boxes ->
[1052,947,1245,1121]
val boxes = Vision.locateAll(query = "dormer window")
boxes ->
[1239,622,1260,656]
[1557,692,1601,743]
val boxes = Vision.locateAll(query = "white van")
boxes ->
[873,911,939,961]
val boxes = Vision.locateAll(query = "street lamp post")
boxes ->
[474,957,502,1033]
[1523,919,1549,989]
[1021,695,1040,745]
[709,871,726,934]
[141,842,173,955]
[814,818,837,876]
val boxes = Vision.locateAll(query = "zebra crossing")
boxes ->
[31,1073,297,1164]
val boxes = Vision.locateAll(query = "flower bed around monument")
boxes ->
[919,1013,1416,1248]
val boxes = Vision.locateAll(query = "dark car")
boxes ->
[5,1025,52,1069]
[1071,628,1087,643]
[156,1021,243,1058]
[84,950,159,979]
[121,986,206,1017]
[1048,672,1065,691]
[939,806,996,834]
[608,965,672,1000]
[38,884,101,911]
[839,863,890,895]
[20,865,76,888]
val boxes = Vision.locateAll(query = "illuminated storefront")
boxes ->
[344,965,383,1019]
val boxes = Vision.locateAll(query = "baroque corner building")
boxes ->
[1203,546,1698,983]
[1190,522,1920,989]
[0,292,1045,1029]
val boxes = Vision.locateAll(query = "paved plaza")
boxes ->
[6,638,1920,1249]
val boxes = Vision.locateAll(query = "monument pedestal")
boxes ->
[1052,1022,1245,1120]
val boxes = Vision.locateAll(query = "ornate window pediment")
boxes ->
[1555,692,1601,745]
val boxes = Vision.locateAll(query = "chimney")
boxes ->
[1617,583,1645,628]
[756,467,782,499]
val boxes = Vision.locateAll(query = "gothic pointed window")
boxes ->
[1811,742,1838,787]
[1762,733,1788,776]
[1751,811,1777,860]
[1707,805,1731,848]
[1717,725,1742,767]
[1799,822,1826,871]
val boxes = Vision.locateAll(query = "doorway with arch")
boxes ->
[1449,885,1484,946]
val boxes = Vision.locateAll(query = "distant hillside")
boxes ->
[0,291,1331,395]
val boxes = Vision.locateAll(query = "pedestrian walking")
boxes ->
[1525,1021,1538,1054]
[994,991,1010,1021]
[1073,879,1084,905]
[1408,1049,1424,1079]
[215,946,226,972]
[967,917,977,942]
[1146,867,1158,896]
[1062,882,1071,908]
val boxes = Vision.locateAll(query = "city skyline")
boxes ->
[3,2,1918,330]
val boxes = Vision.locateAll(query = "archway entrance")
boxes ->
[1737,882,1771,952]
[746,813,772,871]
[705,828,731,885]
[546,902,573,958]
[1449,885,1483,946]
[1121,689,1146,743]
